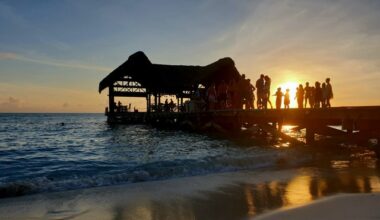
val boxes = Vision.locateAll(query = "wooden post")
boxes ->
[154,94,157,111]
[306,126,315,144]
[146,94,151,113]
[177,97,180,112]
[343,118,354,134]
[109,85,115,114]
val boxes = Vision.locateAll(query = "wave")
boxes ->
[0,149,309,198]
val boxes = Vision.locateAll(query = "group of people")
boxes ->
[274,78,334,109]
[163,99,176,112]
[202,75,333,111]
[205,74,255,110]
[255,74,273,109]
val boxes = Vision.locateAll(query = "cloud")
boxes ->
[0,96,21,111]
[0,52,18,60]
[0,51,112,72]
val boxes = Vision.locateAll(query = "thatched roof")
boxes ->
[99,51,241,94]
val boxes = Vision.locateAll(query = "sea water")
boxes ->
[0,113,300,197]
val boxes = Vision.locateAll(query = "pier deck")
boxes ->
[107,106,380,144]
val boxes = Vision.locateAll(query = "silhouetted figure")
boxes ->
[256,74,265,109]
[240,78,255,109]
[113,102,117,113]
[207,83,217,110]
[274,87,284,109]
[264,75,273,109]
[117,101,122,112]
[217,80,228,109]
[296,84,304,109]
[309,86,315,108]
[169,99,175,112]
[245,79,255,109]
[326,78,333,107]
[314,82,322,108]
[304,82,312,108]
[322,83,328,108]
[164,99,170,112]
[238,74,248,109]
[284,89,290,109]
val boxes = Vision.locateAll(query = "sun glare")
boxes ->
[273,81,300,108]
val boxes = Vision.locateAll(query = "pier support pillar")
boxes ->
[108,85,115,114]
[306,126,315,144]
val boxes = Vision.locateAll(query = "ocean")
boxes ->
[1,113,380,219]
[0,113,305,198]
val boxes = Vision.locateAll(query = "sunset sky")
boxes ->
[1,0,379,112]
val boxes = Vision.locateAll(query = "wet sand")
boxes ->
[256,193,380,220]
[0,166,380,220]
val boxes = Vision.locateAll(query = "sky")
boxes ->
[0,0,379,112]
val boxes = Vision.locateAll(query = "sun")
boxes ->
[272,81,300,108]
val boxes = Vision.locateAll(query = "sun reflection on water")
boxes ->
[284,175,313,207]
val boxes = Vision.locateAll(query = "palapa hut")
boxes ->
[99,51,241,113]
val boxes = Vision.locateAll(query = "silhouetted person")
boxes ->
[309,86,315,108]
[296,84,304,109]
[238,74,248,109]
[264,75,273,109]
[314,82,322,108]
[304,82,312,108]
[274,87,284,109]
[326,78,333,107]
[284,89,290,109]
[164,99,170,112]
[322,83,328,108]
[245,79,255,109]
[256,74,265,109]
[169,99,175,112]
[117,101,122,112]
[113,102,117,113]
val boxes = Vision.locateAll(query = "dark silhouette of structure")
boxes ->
[98,52,380,151]
[99,51,241,114]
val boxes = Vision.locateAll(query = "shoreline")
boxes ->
[0,167,379,219]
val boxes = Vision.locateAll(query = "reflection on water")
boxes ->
[284,175,312,206]
[106,168,380,220]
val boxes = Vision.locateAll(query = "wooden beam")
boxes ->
[113,91,147,97]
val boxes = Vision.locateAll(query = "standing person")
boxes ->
[255,74,265,109]
[246,79,255,109]
[240,75,249,109]
[321,83,328,108]
[296,84,304,109]
[326,78,333,107]
[314,82,322,108]
[284,89,290,109]
[274,87,284,109]
[304,82,311,108]
[264,75,273,109]
[164,99,170,112]
[169,99,175,112]
[309,86,315,108]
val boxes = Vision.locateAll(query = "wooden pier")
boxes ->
[99,51,380,156]
[107,106,380,145]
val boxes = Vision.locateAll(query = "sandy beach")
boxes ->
[256,193,380,220]
[1,167,379,220]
